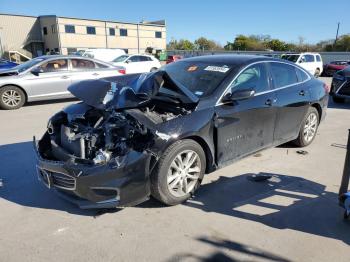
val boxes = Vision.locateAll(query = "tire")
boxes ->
[0,85,25,110]
[314,69,320,78]
[150,67,158,72]
[293,107,319,147]
[332,96,345,104]
[151,139,206,205]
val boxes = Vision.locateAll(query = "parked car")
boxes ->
[35,55,329,209]
[0,59,18,70]
[323,60,350,77]
[330,66,350,103]
[111,54,161,74]
[166,55,183,64]
[0,55,125,110]
[281,53,323,77]
[82,48,126,62]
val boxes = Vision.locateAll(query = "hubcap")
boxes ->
[167,150,201,197]
[303,112,318,143]
[2,90,21,107]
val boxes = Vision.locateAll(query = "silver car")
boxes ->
[0,55,125,110]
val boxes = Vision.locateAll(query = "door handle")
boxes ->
[92,73,99,76]
[299,90,305,96]
[61,75,69,79]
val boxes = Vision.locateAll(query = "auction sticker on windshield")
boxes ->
[204,65,230,73]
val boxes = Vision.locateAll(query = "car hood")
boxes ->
[68,71,199,110]
[0,68,19,77]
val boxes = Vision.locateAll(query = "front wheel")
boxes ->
[0,86,26,110]
[314,69,321,78]
[293,107,319,147]
[151,139,206,205]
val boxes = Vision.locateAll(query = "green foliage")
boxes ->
[168,34,350,52]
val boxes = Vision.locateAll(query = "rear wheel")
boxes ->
[314,69,321,78]
[151,139,206,205]
[0,86,25,110]
[332,96,345,104]
[294,107,319,147]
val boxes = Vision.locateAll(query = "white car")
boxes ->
[82,48,126,63]
[111,54,161,74]
[281,53,323,77]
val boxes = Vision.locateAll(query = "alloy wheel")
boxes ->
[1,89,22,107]
[167,150,201,197]
[303,112,318,143]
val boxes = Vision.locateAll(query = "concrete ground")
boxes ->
[0,77,349,262]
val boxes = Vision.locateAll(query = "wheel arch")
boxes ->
[311,103,322,121]
[0,84,28,103]
[185,135,215,174]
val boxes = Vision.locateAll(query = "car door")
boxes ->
[69,58,105,84]
[269,62,311,143]
[25,59,72,98]
[125,55,148,74]
[214,62,277,166]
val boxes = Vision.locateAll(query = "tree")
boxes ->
[194,37,221,50]
[265,39,288,51]
[166,38,194,50]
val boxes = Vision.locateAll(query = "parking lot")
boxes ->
[0,77,349,262]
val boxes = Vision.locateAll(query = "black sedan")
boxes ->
[34,55,329,208]
[331,66,350,103]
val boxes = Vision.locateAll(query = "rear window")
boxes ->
[305,55,315,62]
[295,67,309,82]
[164,61,232,97]
[270,62,298,88]
[281,55,300,63]
[316,55,321,62]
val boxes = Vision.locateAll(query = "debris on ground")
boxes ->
[331,143,347,149]
[253,153,262,157]
[247,173,272,182]
[296,150,308,155]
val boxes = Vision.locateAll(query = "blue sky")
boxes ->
[1,0,349,44]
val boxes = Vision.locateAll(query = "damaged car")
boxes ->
[34,55,329,208]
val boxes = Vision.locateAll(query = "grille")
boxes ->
[338,81,350,96]
[51,172,76,190]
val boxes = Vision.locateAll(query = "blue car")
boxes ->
[0,59,18,70]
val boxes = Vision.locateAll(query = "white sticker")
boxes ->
[204,65,230,73]
[195,91,204,96]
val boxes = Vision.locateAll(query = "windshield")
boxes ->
[281,55,300,63]
[162,61,232,97]
[113,55,129,63]
[13,58,45,72]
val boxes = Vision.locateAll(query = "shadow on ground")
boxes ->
[24,97,77,107]
[0,141,349,246]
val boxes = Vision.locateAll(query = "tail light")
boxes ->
[118,68,126,74]
[323,83,330,93]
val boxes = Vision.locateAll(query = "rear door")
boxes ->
[125,56,150,73]
[26,59,71,98]
[69,58,106,84]
[269,62,311,143]
[215,62,278,166]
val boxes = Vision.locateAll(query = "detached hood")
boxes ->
[68,71,199,110]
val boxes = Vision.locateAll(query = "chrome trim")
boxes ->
[335,80,348,94]
[37,166,77,191]
[215,60,311,106]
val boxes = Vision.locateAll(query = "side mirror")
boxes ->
[223,88,255,102]
[125,60,131,64]
[31,67,44,76]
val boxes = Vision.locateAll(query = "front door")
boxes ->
[26,59,71,98]
[215,62,277,167]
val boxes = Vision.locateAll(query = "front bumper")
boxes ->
[34,136,152,209]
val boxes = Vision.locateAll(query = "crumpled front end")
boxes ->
[34,103,159,208]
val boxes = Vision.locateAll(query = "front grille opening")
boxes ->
[91,188,118,198]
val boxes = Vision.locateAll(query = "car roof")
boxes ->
[178,54,281,66]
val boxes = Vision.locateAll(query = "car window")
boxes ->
[231,63,269,93]
[316,55,321,62]
[95,62,109,68]
[281,54,300,63]
[113,55,129,62]
[128,56,141,62]
[40,59,68,73]
[305,55,315,62]
[295,67,309,82]
[71,59,96,70]
[270,62,298,88]
[163,61,232,97]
